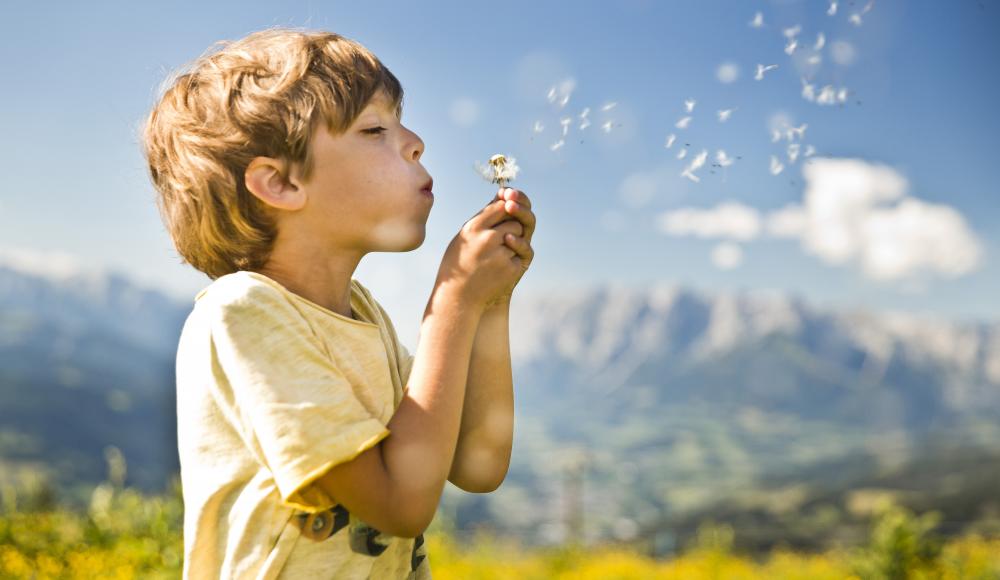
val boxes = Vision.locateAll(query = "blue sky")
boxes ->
[1,0,997,347]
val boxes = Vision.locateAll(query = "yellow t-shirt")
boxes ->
[175,270,431,579]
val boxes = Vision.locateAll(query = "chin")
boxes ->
[370,221,426,252]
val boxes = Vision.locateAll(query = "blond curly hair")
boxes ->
[141,27,404,280]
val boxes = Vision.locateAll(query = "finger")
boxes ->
[494,218,524,237]
[502,233,533,262]
[502,201,536,241]
[501,188,532,210]
[478,198,517,230]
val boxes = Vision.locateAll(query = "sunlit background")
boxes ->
[2,0,1000,575]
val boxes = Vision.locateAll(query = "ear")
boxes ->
[244,157,306,211]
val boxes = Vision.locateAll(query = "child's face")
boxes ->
[296,90,433,252]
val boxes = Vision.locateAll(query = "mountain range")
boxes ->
[1,263,998,551]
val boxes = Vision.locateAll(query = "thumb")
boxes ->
[476,198,513,230]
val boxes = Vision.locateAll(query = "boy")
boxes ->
[141,27,536,579]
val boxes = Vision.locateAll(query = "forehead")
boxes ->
[363,90,400,116]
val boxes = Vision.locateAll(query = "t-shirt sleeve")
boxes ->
[207,283,390,513]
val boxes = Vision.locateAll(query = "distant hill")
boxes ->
[1,263,998,549]
[0,264,189,500]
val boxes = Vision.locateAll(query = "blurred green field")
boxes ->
[2,473,1000,579]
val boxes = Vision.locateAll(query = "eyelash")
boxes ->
[363,126,387,135]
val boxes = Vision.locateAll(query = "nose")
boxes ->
[406,127,424,162]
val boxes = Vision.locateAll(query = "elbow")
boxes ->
[451,460,510,494]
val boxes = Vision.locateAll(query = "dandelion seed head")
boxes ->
[749,11,764,28]
[476,154,520,186]
[684,98,697,113]
[602,120,615,133]
[675,116,693,130]
[717,109,735,122]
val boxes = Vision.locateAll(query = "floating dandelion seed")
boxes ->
[771,129,782,143]
[475,153,520,190]
[717,108,736,122]
[787,143,801,164]
[801,77,816,101]
[755,64,779,80]
[807,54,822,66]
[684,98,697,113]
[770,155,785,175]
[786,123,808,141]
[828,1,838,16]
[836,87,849,103]
[715,150,734,167]
[850,0,875,26]
[601,120,615,133]
[817,85,837,104]
[601,101,618,112]
[579,118,591,130]
[783,24,802,38]
[804,144,816,157]
[814,32,826,51]
[675,116,693,129]
[580,107,591,118]
[749,11,764,28]
[550,139,564,151]
[680,149,708,182]
[532,120,544,133]
[784,38,799,55]
[665,133,676,148]
[547,79,575,109]
[676,148,688,160]
[560,117,572,137]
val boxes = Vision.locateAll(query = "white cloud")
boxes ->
[655,201,762,241]
[711,242,743,270]
[650,157,983,283]
[764,157,983,281]
[0,245,87,281]
[449,97,480,127]
[618,171,660,209]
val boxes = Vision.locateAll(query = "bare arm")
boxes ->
[313,195,525,538]
[448,302,514,493]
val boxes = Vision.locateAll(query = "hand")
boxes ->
[483,187,536,309]
[435,189,534,313]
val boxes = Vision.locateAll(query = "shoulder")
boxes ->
[195,271,297,322]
